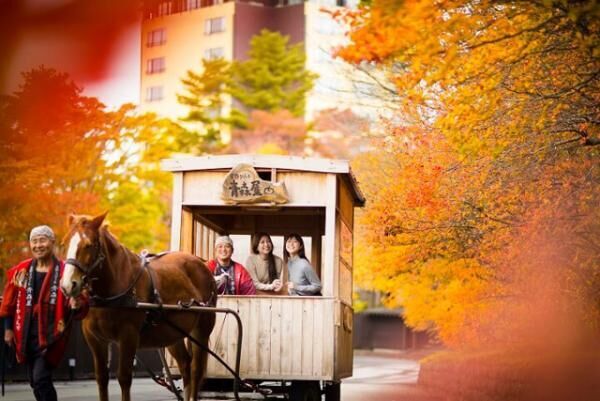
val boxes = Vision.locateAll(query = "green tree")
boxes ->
[230,29,317,123]
[178,30,317,134]
[177,58,230,148]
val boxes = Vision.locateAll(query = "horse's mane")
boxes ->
[64,213,138,263]
[62,213,113,245]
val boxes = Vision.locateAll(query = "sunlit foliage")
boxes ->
[341,0,600,346]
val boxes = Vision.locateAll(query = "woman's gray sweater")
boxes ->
[287,256,322,296]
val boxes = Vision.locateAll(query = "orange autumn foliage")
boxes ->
[344,1,600,346]
[0,67,109,269]
[0,67,181,273]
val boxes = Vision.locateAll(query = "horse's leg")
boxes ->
[167,340,192,400]
[116,332,139,401]
[83,326,110,401]
[189,326,211,401]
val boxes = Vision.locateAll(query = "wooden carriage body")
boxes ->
[162,155,364,383]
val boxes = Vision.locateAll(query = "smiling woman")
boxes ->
[284,233,322,296]
[245,232,286,295]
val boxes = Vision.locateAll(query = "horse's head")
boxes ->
[60,212,107,297]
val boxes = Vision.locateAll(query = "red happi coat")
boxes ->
[0,258,88,366]
[206,260,256,295]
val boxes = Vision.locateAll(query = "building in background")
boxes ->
[139,0,361,121]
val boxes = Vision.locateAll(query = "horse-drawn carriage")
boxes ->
[162,154,364,401]
[61,154,364,401]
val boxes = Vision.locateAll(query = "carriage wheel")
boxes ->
[289,380,321,401]
[324,381,341,401]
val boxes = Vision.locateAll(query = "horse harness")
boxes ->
[70,244,210,329]
[67,241,165,309]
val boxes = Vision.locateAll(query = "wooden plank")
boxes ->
[181,209,194,253]
[162,155,352,174]
[290,298,303,374]
[323,174,337,296]
[220,297,233,377]
[334,215,340,300]
[301,298,314,376]
[338,179,354,227]
[226,298,240,378]
[269,298,282,376]
[169,172,183,251]
[280,298,294,375]
[209,300,229,376]
[246,297,261,373]
[182,172,224,205]
[332,301,354,379]
[322,300,335,378]
[193,207,325,216]
[238,297,251,373]
[339,262,353,305]
[314,233,322,278]
[278,172,328,207]
[312,299,324,377]
[257,298,272,374]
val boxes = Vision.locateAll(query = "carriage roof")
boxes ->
[161,154,365,206]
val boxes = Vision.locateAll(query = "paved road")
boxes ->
[2,351,439,401]
[342,352,438,401]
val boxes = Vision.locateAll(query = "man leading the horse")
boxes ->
[0,225,88,401]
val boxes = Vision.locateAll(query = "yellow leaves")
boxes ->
[256,143,287,155]
[346,0,600,349]
[398,258,493,344]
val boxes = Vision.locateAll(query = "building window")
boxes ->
[146,86,164,102]
[187,0,200,10]
[204,17,225,35]
[204,47,224,60]
[199,0,223,7]
[146,57,166,74]
[157,1,173,17]
[147,28,166,47]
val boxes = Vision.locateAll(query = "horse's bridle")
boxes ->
[66,233,147,305]
[65,238,105,284]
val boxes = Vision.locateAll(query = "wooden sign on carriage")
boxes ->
[221,164,289,205]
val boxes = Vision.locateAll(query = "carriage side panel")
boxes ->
[334,300,354,380]
[206,297,335,381]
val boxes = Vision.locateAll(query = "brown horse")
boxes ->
[59,213,216,401]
